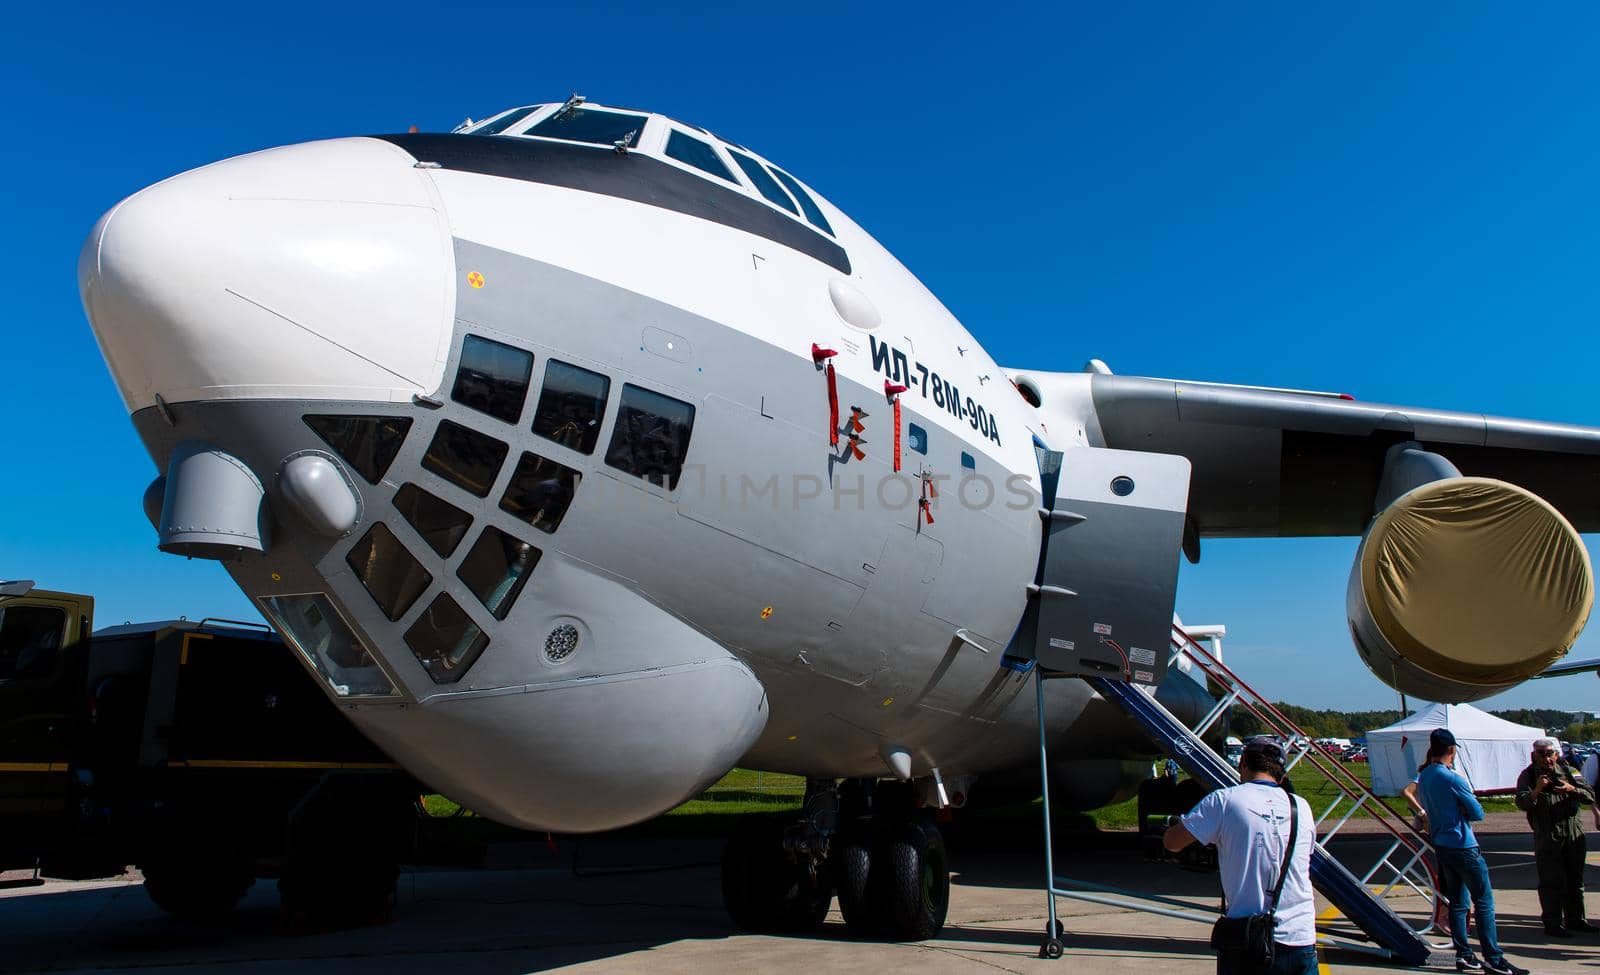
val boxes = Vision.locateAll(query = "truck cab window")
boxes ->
[0,605,65,681]
[532,360,610,454]
[452,335,533,424]
[604,385,696,490]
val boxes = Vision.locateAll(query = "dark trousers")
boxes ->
[1218,944,1318,975]
[1535,833,1588,929]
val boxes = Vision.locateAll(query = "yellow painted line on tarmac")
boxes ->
[0,762,67,772]
[1314,907,1337,973]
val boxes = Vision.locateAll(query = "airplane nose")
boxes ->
[79,138,455,413]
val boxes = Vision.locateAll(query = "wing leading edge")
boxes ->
[1088,374,1600,537]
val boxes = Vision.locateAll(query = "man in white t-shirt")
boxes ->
[1165,738,1316,975]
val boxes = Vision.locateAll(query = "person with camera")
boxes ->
[1516,737,1595,938]
[1163,738,1315,975]
[1415,728,1528,975]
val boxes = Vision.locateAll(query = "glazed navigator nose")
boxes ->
[78,138,456,413]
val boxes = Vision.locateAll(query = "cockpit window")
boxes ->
[304,415,412,484]
[472,106,540,135]
[260,593,397,698]
[604,384,696,490]
[452,335,533,424]
[769,167,834,237]
[532,360,610,454]
[665,130,736,183]
[346,522,433,622]
[422,421,510,498]
[728,150,798,215]
[499,451,581,534]
[403,593,488,685]
[394,483,472,557]
[525,108,646,149]
[457,526,541,621]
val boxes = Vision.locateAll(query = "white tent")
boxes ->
[1367,702,1544,796]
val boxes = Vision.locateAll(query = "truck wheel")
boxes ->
[142,850,254,920]
[278,861,397,926]
[280,772,411,926]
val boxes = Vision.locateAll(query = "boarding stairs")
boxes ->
[1033,622,1444,965]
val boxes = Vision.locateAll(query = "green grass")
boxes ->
[1283,758,1518,820]
[415,759,1519,845]
[665,767,805,817]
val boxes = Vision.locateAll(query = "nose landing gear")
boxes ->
[719,777,950,942]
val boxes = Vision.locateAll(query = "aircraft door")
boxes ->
[1030,447,1191,686]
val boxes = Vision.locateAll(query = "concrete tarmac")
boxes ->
[2,828,1596,974]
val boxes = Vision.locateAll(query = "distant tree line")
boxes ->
[1228,705,1600,743]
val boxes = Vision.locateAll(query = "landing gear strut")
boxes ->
[719,777,951,942]
[835,781,950,941]
[721,778,837,933]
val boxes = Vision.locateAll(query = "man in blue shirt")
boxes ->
[1416,728,1528,975]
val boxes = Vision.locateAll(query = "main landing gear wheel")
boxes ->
[872,819,950,941]
[833,829,877,936]
[720,827,833,933]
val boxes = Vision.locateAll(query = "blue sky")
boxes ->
[3,3,1598,712]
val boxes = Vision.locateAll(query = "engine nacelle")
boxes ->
[1348,459,1593,703]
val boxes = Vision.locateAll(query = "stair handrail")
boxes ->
[1169,624,1444,933]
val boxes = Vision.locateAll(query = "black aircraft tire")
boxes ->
[142,852,254,920]
[873,820,950,941]
[834,832,878,936]
[720,830,832,934]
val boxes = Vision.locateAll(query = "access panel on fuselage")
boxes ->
[1033,447,1191,685]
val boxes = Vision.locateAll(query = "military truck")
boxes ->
[0,580,418,921]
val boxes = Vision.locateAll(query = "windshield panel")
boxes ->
[769,167,834,236]
[525,108,646,149]
[472,106,540,135]
[729,150,798,214]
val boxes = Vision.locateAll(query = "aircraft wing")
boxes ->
[1087,374,1600,538]
[1535,657,1600,679]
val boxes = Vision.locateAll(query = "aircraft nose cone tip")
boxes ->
[77,137,455,415]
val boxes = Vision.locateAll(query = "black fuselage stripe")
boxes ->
[376,134,851,275]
